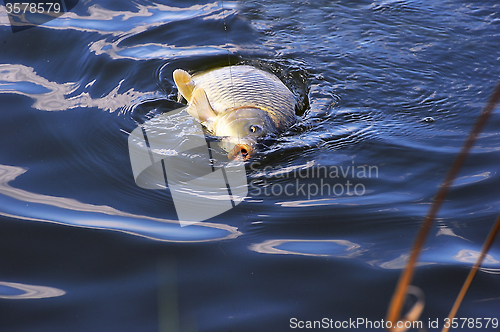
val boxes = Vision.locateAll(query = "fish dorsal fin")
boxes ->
[188,87,217,125]
[173,69,195,102]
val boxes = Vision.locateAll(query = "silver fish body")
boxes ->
[173,65,297,160]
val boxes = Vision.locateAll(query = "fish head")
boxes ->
[214,107,277,161]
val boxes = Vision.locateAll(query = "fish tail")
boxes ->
[173,69,195,102]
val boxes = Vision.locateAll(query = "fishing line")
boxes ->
[221,1,236,109]
[220,3,239,331]
[221,0,242,158]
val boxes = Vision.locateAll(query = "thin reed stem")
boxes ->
[386,78,500,329]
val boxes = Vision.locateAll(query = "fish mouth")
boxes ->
[228,143,254,161]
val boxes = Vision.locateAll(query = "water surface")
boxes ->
[1,0,499,331]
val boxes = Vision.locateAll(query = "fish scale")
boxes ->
[191,65,297,130]
[173,64,299,160]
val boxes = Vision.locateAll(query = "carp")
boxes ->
[173,65,297,161]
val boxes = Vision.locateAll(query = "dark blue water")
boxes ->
[1,1,500,331]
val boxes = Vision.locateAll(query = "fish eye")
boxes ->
[249,125,263,134]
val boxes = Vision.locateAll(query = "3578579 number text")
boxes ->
[5,2,61,14]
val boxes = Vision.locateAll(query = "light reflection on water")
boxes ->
[0,64,150,112]
[0,164,241,242]
[373,246,500,271]
[26,1,248,60]
[1,0,500,329]
[249,238,500,274]
[250,239,365,258]
[275,192,413,208]
[454,249,499,265]
[0,281,65,300]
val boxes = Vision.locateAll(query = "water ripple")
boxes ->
[0,281,65,300]
[0,165,241,242]
[250,239,366,258]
